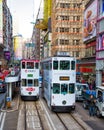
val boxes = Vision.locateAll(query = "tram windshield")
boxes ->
[28,79,33,86]
[22,79,26,86]
[60,61,70,70]
[61,84,68,94]
[27,62,34,69]
[53,83,60,94]
[53,60,75,70]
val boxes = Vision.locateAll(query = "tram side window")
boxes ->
[61,84,68,94]
[53,83,60,94]
[69,83,75,93]
[60,61,70,70]
[35,62,39,69]
[34,79,39,86]
[53,61,58,70]
[22,62,25,69]
[71,61,75,70]
[22,79,26,86]
[28,79,33,86]
[49,62,52,70]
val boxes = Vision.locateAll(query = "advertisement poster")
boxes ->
[83,0,97,42]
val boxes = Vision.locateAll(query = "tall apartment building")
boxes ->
[51,0,85,59]
[0,0,13,70]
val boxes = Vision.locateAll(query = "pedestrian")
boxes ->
[89,83,93,90]
[89,94,96,116]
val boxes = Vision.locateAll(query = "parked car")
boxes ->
[75,83,89,101]
[0,80,6,93]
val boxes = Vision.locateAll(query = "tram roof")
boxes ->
[21,59,40,62]
[41,56,76,62]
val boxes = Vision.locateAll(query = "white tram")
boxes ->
[20,59,40,100]
[41,52,76,112]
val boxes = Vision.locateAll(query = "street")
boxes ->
[76,102,104,130]
[0,92,104,130]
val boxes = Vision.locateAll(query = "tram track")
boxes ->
[17,98,51,130]
[24,101,44,130]
[17,98,92,130]
[56,112,85,130]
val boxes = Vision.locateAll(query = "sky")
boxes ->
[7,0,42,39]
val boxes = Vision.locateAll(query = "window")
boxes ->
[71,61,75,70]
[76,28,80,33]
[53,61,58,70]
[27,62,34,69]
[60,27,64,32]
[22,79,26,86]
[35,62,39,69]
[60,3,70,8]
[76,51,79,57]
[28,79,33,86]
[53,83,60,94]
[60,61,70,70]
[102,0,104,13]
[34,79,39,86]
[69,84,75,93]
[22,62,25,69]
[61,84,68,94]
[73,40,80,45]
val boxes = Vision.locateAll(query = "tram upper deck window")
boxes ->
[60,61,70,70]
[28,79,33,86]
[61,84,68,94]
[35,62,39,69]
[27,62,34,69]
[53,61,58,70]
[71,61,75,70]
[53,83,60,94]
[22,79,26,86]
[69,83,75,93]
[22,62,25,69]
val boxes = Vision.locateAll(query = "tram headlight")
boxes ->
[62,100,67,105]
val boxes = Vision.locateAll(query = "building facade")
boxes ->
[96,0,104,86]
[76,0,97,83]
[0,0,13,70]
[51,0,85,58]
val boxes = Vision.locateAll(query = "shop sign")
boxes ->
[4,51,10,60]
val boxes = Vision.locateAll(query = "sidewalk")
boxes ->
[1,89,20,112]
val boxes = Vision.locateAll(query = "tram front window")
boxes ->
[28,79,33,86]
[53,83,60,94]
[60,61,70,70]
[22,79,26,86]
[61,84,68,94]
[69,84,75,93]
[27,62,34,69]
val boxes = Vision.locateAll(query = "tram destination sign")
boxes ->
[27,74,33,77]
[60,76,70,81]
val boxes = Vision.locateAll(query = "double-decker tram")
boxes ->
[41,52,76,112]
[20,59,40,100]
